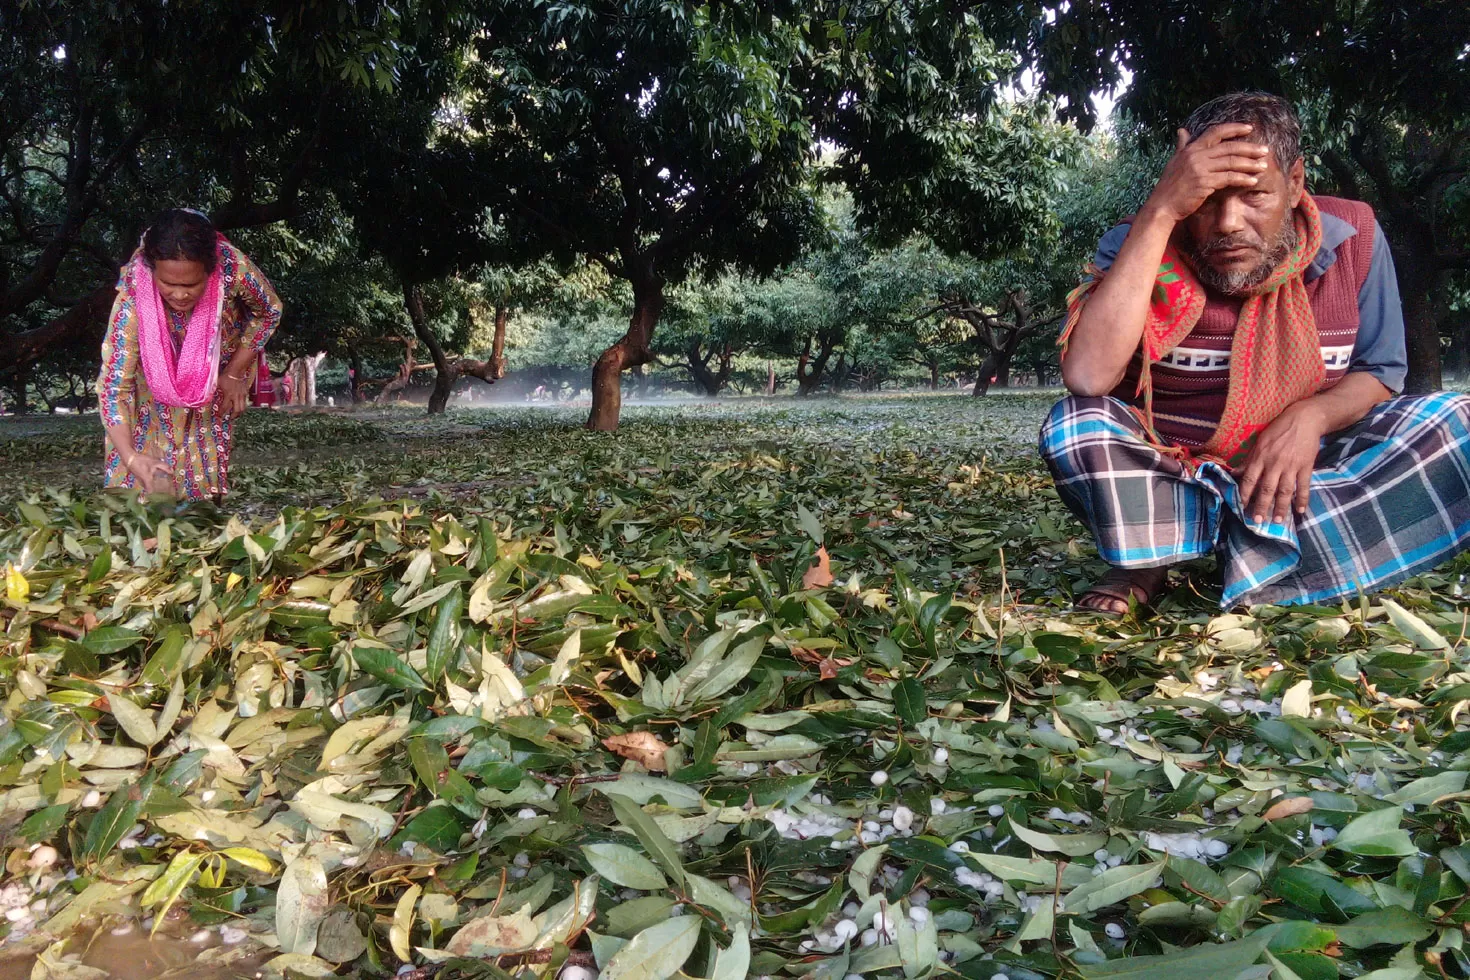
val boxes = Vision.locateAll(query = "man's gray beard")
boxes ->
[1187,222,1298,297]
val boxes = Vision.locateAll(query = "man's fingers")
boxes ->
[1250,482,1275,524]
[1211,171,1261,189]
[1295,463,1313,516]
[1215,151,1270,173]
[1197,122,1255,147]
[1273,483,1295,525]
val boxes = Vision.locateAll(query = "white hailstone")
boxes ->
[517,808,539,819]
[833,919,859,942]
[845,975,864,980]
[1225,744,1244,765]
[878,809,894,820]
[1107,855,1123,868]
[1318,826,1337,842]
[1104,923,1126,940]
[1046,807,1066,821]
[931,798,947,815]
[948,840,970,854]
[870,771,889,787]
[859,831,880,845]
[190,929,212,943]
[471,817,489,837]
[397,967,416,977]
[908,906,930,925]
[910,888,930,907]
[27,846,58,872]
[799,941,816,952]
[861,928,880,947]
[932,747,950,765]
[955,868,986,889]
[892,806,915,832]
[843,903,860,917]
[1095,726,1114,739]
[118,837,140,850]
[513,852,531,868]
[990,973,1009,980]
[201,790,216,804]
[81,790,101,808]
[670,904,685,916]
[6,907,31,922]
[864,821,881,834]
[1204,839,1230,858]
[220,925,248,945]
[987,805,1005,818]
[1092,849,1110,863]
[110,923,134,936]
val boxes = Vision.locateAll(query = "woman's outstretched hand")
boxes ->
[124,451,173,495]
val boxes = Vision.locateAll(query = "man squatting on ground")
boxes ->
[1039,92,1470,613]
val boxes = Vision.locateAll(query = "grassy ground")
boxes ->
[0,393,1467,980]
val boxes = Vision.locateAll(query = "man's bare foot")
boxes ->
[1075,566,1171,615]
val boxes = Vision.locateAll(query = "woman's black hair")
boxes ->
[142,208,218,272]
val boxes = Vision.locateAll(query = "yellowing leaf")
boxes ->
[4,562,28,602]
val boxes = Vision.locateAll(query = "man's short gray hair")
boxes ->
[1183,92,1302,174]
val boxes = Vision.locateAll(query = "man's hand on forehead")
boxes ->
[1142,122,1272,224]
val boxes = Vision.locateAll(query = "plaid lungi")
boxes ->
[1038,392,1470,607]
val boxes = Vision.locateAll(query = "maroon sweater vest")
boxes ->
[1109,196,1378,450]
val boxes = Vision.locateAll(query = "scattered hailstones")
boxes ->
[891,806,915,832]
[870,771,889,787]
[220,925,248,945]
[1104,923,1127,940]
[1141,831,1229,861]
[932,747,950,765]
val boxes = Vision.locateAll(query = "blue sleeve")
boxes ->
[1348,222,1408,393]
[1091,223,1132,274]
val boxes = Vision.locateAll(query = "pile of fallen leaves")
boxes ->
[1,396,1468,980]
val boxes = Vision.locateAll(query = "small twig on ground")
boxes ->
[0,607,84,639]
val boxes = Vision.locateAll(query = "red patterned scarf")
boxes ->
[1061,195,1326,466]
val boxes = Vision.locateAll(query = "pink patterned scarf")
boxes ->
[134,240,226,408]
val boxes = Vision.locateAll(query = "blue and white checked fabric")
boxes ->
[1039,392,1470,607]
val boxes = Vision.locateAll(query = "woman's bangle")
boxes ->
[223,372,247,383]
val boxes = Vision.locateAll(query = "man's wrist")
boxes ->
[1283,397,1331,437]
[1134,201,1181,232]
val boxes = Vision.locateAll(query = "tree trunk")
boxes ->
[686,340,733,397]
[490,304,510,380]
[973,354,997,397]
[1389,226,1446,394]
[404,281,454,415]
[929,360,940,390]
[376,338,416,404]
[796,335,837,396]
[588,275,663,431]
[349,348,366,403]
[766,362,776,396]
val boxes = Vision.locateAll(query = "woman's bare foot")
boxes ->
[1075,565,1171,615]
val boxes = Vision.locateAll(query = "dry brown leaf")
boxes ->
[1262,797,1314,821]
[802,546,834,589]
[790,647,853,680]
[602,731,670,772]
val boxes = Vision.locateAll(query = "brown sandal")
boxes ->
[1075,566,1171,616]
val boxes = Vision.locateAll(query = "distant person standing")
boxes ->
[97,209,283,500]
